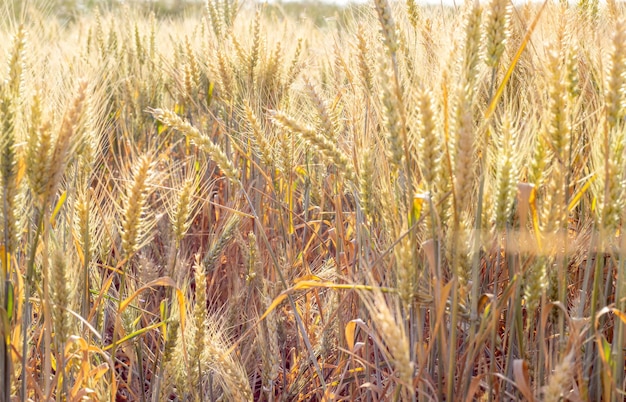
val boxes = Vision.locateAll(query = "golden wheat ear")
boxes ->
[482,0,511,68]
[271,110,355,181]
[151,108,240,185]
[46,80,89,207]
[120,154,157,258]
[243,100,274,168]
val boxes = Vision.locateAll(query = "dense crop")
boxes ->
[0,0,625,400]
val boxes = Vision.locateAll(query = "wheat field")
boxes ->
[0,0,625,400]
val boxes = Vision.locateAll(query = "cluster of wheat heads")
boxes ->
[1,0,626,400]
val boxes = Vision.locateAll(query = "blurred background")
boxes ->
[3,0,386,25]
[3,0,463,25]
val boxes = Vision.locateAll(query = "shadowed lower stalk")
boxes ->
[78,191,91,323]
[0,140,12,389]
[1,170,14,402]
[504,240,524,394]
[22,210,43,401]
[588,245,605,400]
[0,147,15,399]
[614,240,626,393]
[240,185,328,394]
[151,238,178,401]
[447,237,461,400]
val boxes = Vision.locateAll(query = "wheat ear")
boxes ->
[151,108,240,185]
